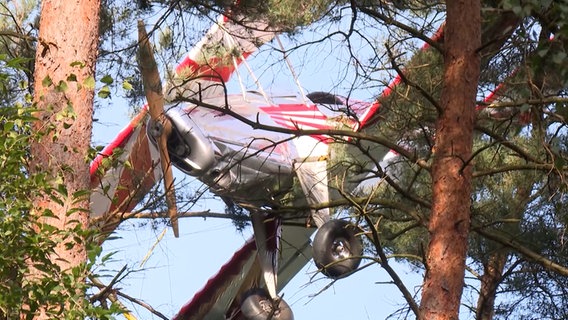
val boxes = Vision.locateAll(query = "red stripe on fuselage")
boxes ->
[106,121,158,214]
[260,103,333,143]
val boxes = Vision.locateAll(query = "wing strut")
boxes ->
[276,35,308,104]
[137,21,179,237]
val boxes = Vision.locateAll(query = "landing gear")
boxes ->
[312,219,363,279]
[240,288,294,320]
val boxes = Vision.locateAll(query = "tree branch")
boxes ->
[338,188,421,316]
[89,267,169,320]
[475,125,545,164]
[114,291,169,320]
[122,210,248,222]
[480,96,568,109]
[472,225,568,277]
[473,163,566,178]
[384,43,443,114]
[357,6,443,53]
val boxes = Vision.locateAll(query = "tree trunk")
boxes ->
[419,1,481,319]
[475,251,507,320]
[29,0,100,317]
[475,181,530,319]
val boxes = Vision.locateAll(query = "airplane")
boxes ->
[87,7,530,320]
[89,12,386,320]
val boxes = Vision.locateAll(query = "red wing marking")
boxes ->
[175,52,252,83]
[90,105,160,216]
[173,239,257,320]
[90,106,149,180]
[107,121,158,214]
[358,24,445,129]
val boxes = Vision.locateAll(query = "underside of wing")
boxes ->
[90,107,162,228]
[164,15,277,103]
[173,221,313,320]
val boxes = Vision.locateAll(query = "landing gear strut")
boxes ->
[312,219,363,279]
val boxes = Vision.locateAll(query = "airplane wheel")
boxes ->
[313,219,363,279]
[240,288,294,320]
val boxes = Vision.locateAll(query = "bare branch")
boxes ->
[473,163,566,178]
[357,6,443,53]
[123,210,248,222]
[89,267,169,320]
[338,188,421,316]
[384,43,443,114]
[115,291,169,320]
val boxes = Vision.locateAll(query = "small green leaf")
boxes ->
[100,251,116,263]
[70,61,85,68]
[101,74,114,85]
[122,80,133,91]
[6,57,31,69]
[42,75,53,87]
[56,80,68,92]
[98,85,111,99]
[83,75,95,90]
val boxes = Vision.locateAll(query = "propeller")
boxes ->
[137,20,179,237]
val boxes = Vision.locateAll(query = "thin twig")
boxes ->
[384,44,443,114]
[115,291,169,320]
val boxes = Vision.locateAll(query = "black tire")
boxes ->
[306,91,344,105]
[240,288,294,320]
[312,219,363,279]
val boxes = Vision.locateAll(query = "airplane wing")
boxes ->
[173,222,313,320]
[164,15,276,102]
[90,106,160,233]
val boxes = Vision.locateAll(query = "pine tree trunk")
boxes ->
[29,0,100,317]
[419,1,481,319]
[475,251,508,320]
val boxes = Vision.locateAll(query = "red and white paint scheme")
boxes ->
[89,8,527,320]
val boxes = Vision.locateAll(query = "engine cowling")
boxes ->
[147,105,216,176]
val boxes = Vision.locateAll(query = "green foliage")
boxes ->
[197,0,336,30]
[315,3,568,316]
[0,0,37,87]
[0,55,122,319]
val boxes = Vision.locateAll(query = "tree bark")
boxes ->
[419,1,481,319]
[29,0,100,318]
[475,250,507,320]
